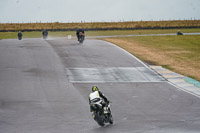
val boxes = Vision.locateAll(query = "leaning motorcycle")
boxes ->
[90,100,113,126]
[78,32,85,43]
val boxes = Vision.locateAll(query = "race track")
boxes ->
[0,38,200,133]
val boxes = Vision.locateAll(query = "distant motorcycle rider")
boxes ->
[177,30,183,35]
[42,30,48,39]
[76,28,85,40]
[89,86,109,113]
[18,31,22,40]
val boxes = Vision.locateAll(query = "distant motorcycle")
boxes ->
[90,100,113,126]
[18,32,22,40]
[177,31,183,35]
[78,32,85,43]
[42,30,48,39]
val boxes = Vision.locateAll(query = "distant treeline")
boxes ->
[0,20,200,32]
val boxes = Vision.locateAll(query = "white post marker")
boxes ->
[68,35,72,39]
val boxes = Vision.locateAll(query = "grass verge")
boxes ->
[103,35,200,81]
[1,28,200,40]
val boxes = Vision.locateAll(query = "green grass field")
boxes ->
[86,28,200,36]
[1,28,200,40]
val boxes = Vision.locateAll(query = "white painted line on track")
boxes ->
[150,65,200,98]
[168,82,200,98]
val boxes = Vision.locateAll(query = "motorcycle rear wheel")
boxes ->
[95,113,105,127]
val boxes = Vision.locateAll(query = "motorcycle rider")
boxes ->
[18,31,22,40]
[89,86,109,113]
[177,30,183,35]
[42,30,48,39]
[76,28,85,40]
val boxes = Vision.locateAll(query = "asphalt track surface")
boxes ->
[0,38,200,133]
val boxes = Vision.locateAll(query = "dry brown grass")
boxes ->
[0,20,200,30]
[103,38,200,81]
[103,38,173,64]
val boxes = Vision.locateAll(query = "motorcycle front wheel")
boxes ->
[109,114,113,124]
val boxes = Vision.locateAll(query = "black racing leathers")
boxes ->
[18,33,22,38]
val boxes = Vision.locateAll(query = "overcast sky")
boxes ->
[0,0,200,23]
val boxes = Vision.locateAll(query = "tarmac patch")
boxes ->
[66,67,165,83]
